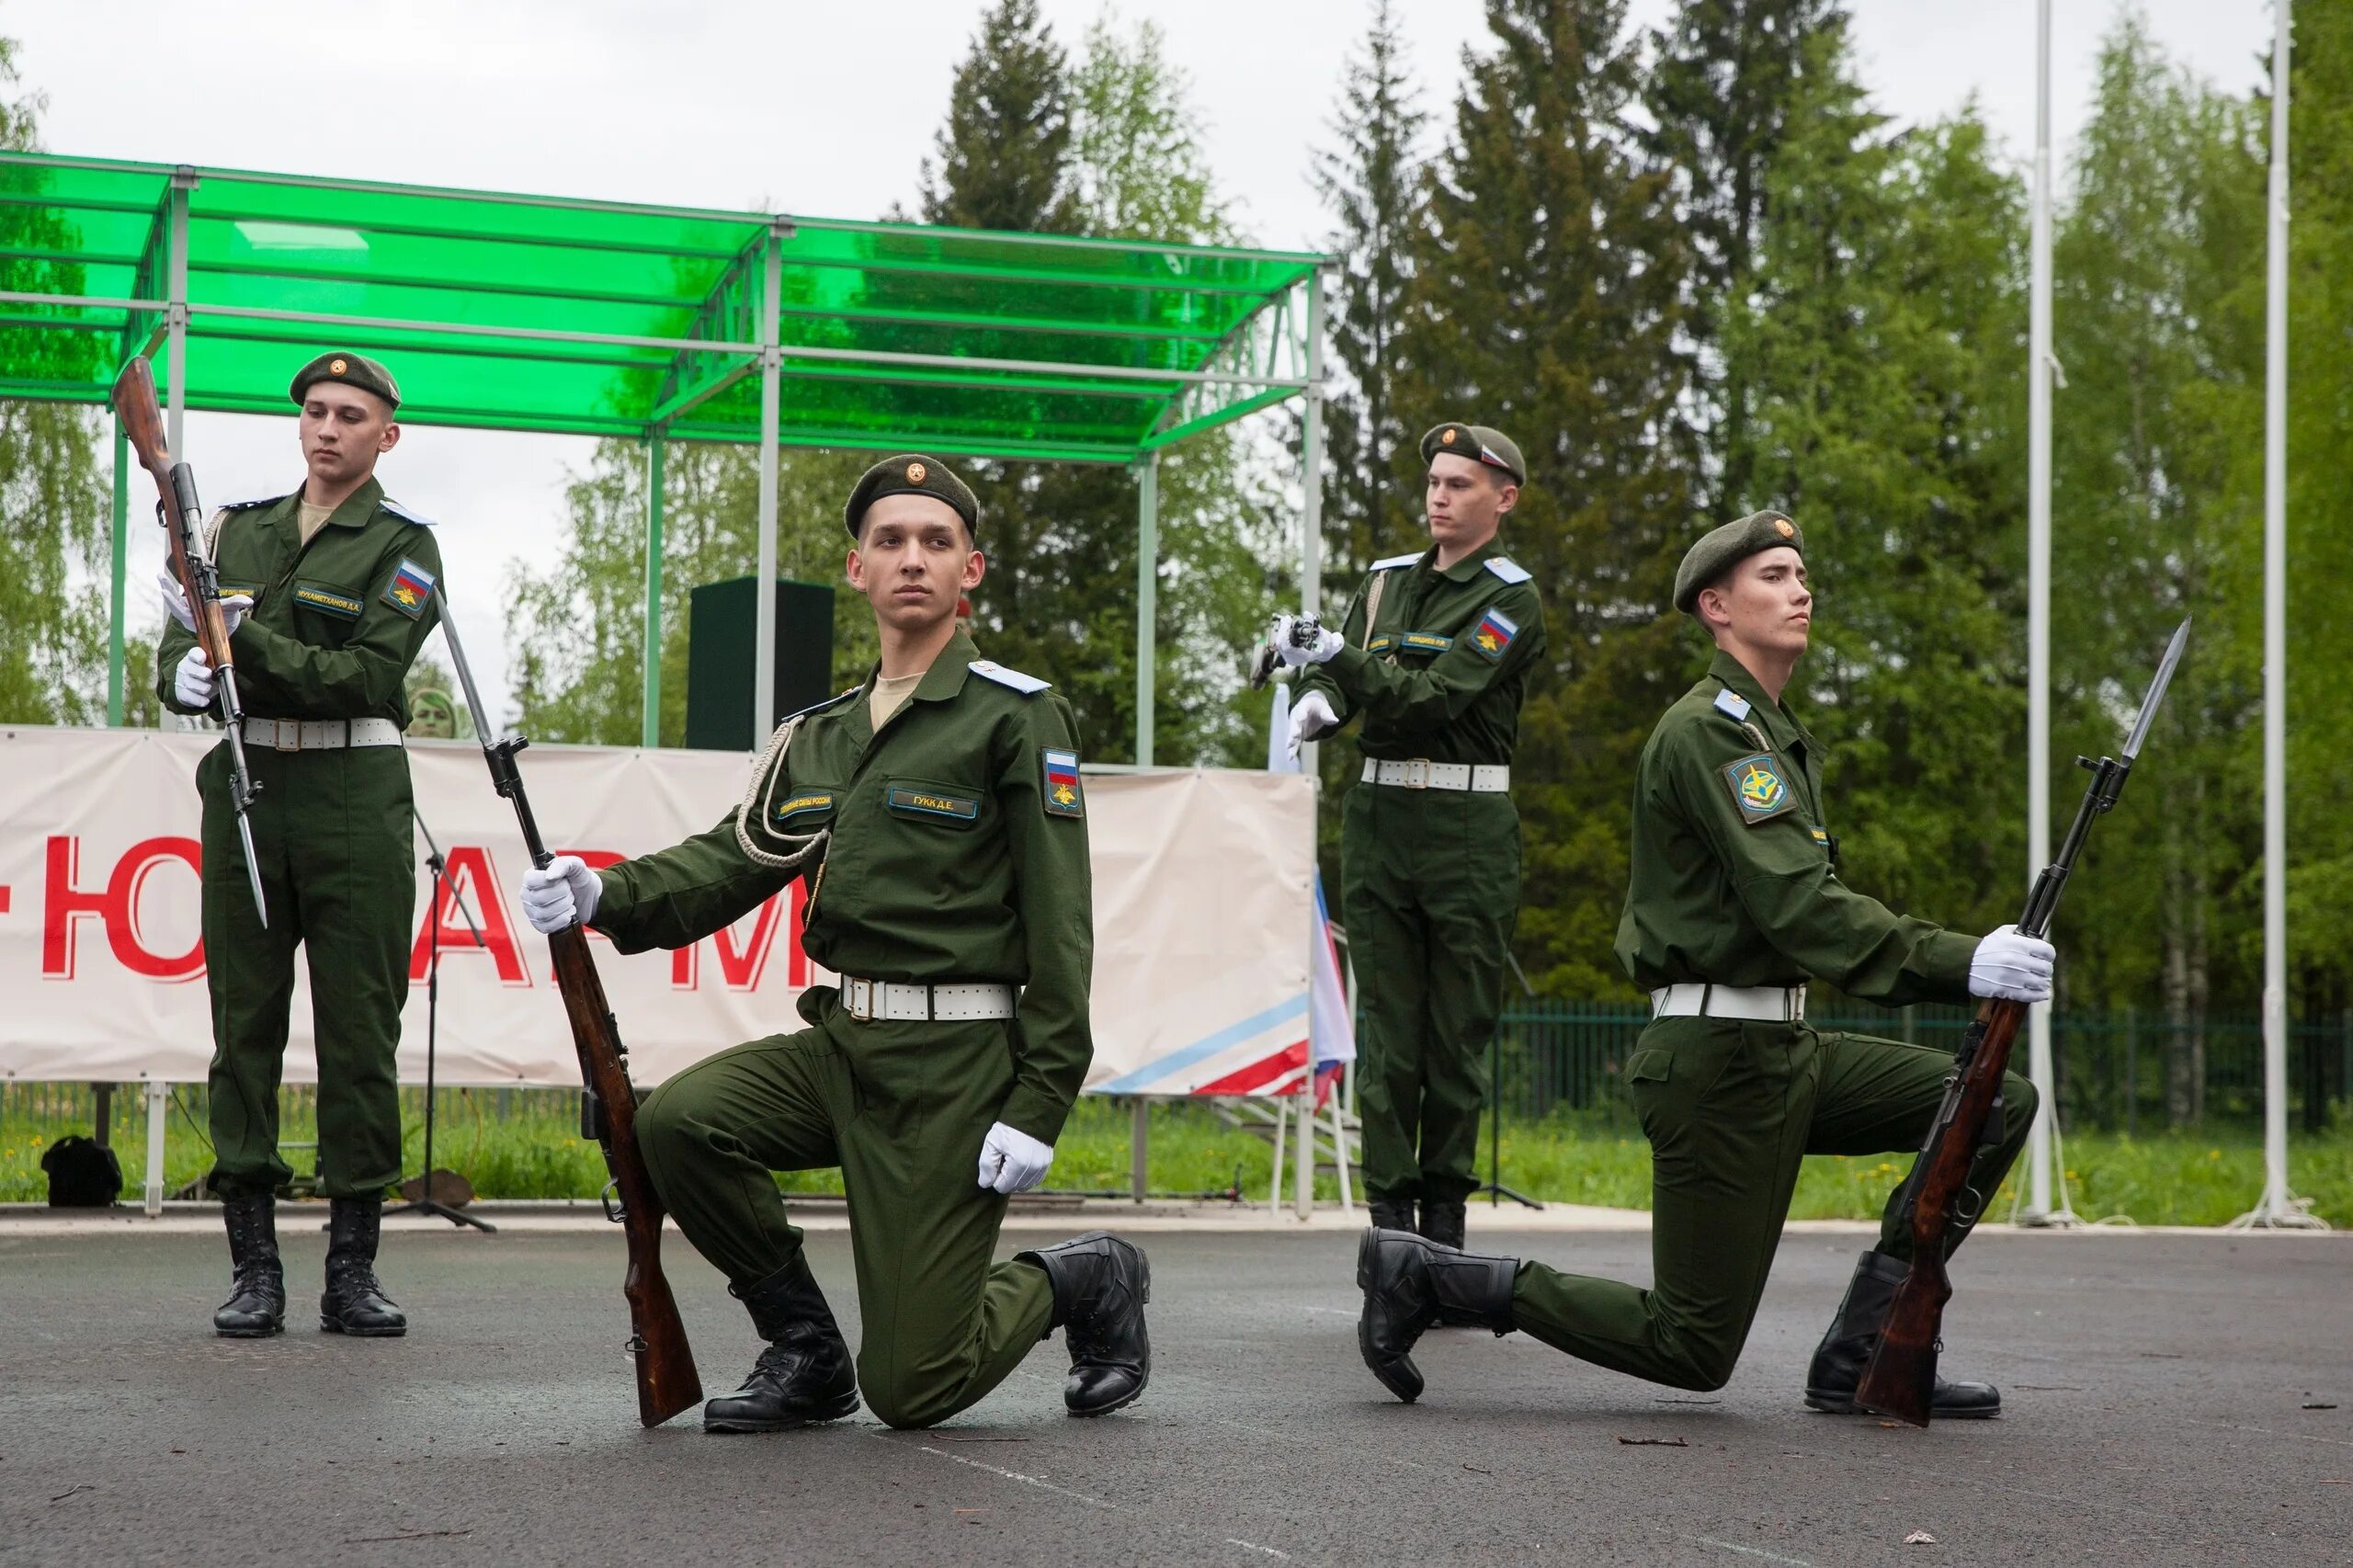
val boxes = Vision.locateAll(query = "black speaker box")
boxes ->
[684,577,836,751]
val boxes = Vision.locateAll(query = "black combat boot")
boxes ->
[213,1192,286,1338]
[1418,1199,1467,1252]
[1357,1227,1517,1403]
[1368,1197,1416,1232]
[1017,1232,1151,1417]
[1802,1250,2001,1418]
[320,1196,407,1336]
[703,1254,860,1433]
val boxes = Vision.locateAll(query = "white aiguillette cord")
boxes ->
[734,715,831,872]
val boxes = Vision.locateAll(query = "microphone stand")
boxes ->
[387,812,496,1233]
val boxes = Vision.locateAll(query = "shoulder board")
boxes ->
[223,494,287,513]
[380,497,436,527]
[1712,687,1753,722]
[969,659,1051,695]
[788,686,862,723]
[1370,551,1423,572]
[1483,556,1532,584]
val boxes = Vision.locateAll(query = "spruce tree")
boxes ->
[1401,0,1696,994]
[1647,0,1849,512]
[918,0,1076,234]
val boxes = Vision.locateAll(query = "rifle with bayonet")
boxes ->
[433,586,702,1428]
[1856,618,2191,1427]
[111,356,268,928]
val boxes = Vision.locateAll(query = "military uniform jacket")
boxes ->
[590,631,1095,1144]
[1294,538,1546,766]
[155,475,443,726]
[1613,649,1976,1005]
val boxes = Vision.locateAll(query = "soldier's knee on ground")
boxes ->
[858,1357,961,1432]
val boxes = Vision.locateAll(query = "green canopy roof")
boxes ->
[0,152,1324,462]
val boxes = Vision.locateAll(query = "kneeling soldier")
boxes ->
[1358,512,2051,1416]
[517,456,1149,1431]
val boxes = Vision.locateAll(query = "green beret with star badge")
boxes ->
[1673,510,1805,614]
[844,452,982,540]
[1419,421,1527,485]
[289,350,402,411]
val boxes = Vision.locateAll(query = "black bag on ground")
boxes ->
[40,1135,122,1207]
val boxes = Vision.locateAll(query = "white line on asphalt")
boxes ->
[916,1445,1112,1508]
[1688,1537,1819,1567]
[1225,1540,1290,1559]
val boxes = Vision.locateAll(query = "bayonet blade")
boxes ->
[2122,618,2192,762]
[432,586,500,747]
[235,812,268,929]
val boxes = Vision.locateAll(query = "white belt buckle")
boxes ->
[845,978,872,1021]
[1401,758,1430,790]
[272,719,300,753]
[1789,986,1807,1024]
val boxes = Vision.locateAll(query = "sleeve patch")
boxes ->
[1367,633,1396,653]
[381,558,437,619]
[1483,555,1533,584]
[970,659,1051,694]
[1041,747,1085,818]
[1722,752,1799,825]
[1471,605,1519,662]
[772,791,835,824]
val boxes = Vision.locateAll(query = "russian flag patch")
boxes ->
[382,557,437,619]
[1471,605,1518,662]
[1041,747,1084,818]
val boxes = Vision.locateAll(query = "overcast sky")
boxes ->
[9,1,2272,724]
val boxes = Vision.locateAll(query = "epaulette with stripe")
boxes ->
[381,497,437,527]
[1484,556,1532,584]
[969,659,1051,695]
[1371,551,1424,571]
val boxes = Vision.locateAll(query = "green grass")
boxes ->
[4,1090,2347,1227]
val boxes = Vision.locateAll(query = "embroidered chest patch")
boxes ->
[1400,631,1453,653]
[291,582,361,619]
[382,558,436,619]
[1041,747,1085,818]
[887,787,979,823]
[772,791,834,824]
[1722,752,1799,824]
[1471,606,1518,662]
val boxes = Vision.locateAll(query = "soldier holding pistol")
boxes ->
[1281,421,1547,1251]
[1358,512,2052,1416]
[516,455,1150,1433]
[157,351,441,1341]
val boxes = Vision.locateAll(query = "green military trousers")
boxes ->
[1342,781,1522,1205]
[1510,1018,2037,1391]
[199,742,415,1199]
[637,985,1056,1431]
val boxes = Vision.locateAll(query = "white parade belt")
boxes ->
[839,977,1017,1023]
[241,717,404,752]
[1649,983,1808,1023]
[1360,758,1510,793]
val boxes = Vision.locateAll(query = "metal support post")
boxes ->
[2237,0,2325,1231]
[1130,1097,1149,1203]
[1133,454,1158,767]
[1295,269,1327,1226]
[753,226,785,745]
[2021,0,2067,1226]
[108,416,128,725]
[642,427,665,748]
[165,168,192,456]
[143,1081,167,1217]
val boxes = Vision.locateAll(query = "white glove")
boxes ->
[1970,923,2055,1004]
[157,569,250,637]
[976,1120,1053,1196]
[520,855,601,934]
[1287,687,1339,759]
[173,643,217,710]
[1272,613,1345,668]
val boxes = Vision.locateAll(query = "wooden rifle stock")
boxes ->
[545,918,704,1429]
[1855,998,2027,1426]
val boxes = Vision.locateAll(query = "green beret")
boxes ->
[844,453,981,540]
[1673,510,1804,614]
[1419,421,1526,485]
[289,351,401,411]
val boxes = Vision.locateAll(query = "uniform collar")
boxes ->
[1707,647,1813,745]
[858,626,980,708]
[286,475,384,530]
[1434,535,1504,583]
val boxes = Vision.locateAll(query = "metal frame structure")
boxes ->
[0,152,1331,770]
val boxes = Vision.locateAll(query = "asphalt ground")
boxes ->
[2,1220,2347,1568]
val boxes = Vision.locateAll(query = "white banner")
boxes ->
[0,728,1312,1095]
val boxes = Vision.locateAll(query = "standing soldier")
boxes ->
[1279,421,1546,1250]
[157,351,441,1340]
[1357,513,2053,1417]
[514,455,1150,1432]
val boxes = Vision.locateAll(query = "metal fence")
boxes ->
[1490,1002,2353,1135]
